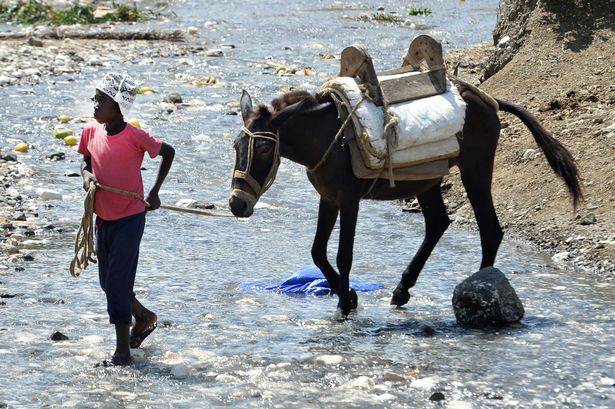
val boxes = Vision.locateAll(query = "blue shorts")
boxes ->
[96,212,146,324]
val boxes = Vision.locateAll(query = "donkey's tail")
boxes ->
[496,98,583,210]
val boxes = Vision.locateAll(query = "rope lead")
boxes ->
[69,182,234,277]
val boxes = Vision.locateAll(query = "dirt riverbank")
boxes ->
[443,1,614,279]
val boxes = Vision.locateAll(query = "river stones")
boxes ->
[452,267,524,327]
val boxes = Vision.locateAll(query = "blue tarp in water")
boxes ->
[239,267,384,296]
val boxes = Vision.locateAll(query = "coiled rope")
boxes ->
[69,182,233,277]
[69,182,98,277]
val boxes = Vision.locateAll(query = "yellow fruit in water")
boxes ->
[54,127,74,139]
[137,86,154,94]
[127,118,141,129]
[14,142,29,153]
[57,114,72,123]
[64,135,77,146]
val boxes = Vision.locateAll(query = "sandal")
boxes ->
[129,322,157,349]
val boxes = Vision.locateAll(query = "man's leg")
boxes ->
[112,324,131,365]
[103,213,145,363]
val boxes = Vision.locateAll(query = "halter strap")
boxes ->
[232,126,281,203]
[240,126,278,142]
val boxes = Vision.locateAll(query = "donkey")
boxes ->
[229,85,582,317]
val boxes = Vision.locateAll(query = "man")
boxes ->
[78,72,175,366]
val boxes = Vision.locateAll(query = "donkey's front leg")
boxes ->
[336,200,360,317]
[311,198,341,293]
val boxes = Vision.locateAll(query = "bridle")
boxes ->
[231,125,281,207]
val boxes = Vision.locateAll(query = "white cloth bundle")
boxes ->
[322,76,466,168]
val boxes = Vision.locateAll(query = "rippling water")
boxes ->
[1,1,614,408]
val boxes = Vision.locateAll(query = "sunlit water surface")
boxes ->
[1,1,613,408]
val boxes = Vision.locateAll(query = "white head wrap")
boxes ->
[95,72,137,116]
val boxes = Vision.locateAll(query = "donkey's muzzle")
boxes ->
[229,188,255,218]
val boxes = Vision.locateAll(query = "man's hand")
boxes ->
[82,171,98,192]
[145,192,161,211]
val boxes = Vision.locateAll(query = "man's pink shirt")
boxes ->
[78,122,162,221]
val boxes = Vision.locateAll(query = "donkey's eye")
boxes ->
[256,142,273,155]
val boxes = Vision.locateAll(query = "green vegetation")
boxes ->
[0,1,144,25]
[370,12,405,23]
[408,7,432,16]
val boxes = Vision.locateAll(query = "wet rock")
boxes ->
[452,267,525,327]
[343,375,374,389]
[47,152,65,161]
[172,199,215,209]
[313,354,343,365]
[419,323,436,336]
[483,391,504,400]
[164,92,183,104]
[0,153,17,162]
[22,254,35,261]
[13,212,27,221]
[205,49,224,57]
[191,201,215,209]
[0,293,18,298]
[39,297,65,304]
[36,188,63,201]
[0,75,15,86]
[429,391,446,401]
[50,331,69,341]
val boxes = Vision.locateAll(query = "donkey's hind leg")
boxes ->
[391,183,450,307]
[458,149,503,269]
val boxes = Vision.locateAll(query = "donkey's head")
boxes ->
[228,91,281,218]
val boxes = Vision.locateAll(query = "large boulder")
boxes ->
[452,267,524,327]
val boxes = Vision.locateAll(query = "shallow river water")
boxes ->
[1,1,614,408]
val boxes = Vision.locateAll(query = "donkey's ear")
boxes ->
[271,98,308,130]
[240,90,254,122]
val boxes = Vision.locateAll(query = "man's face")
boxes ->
[93,90,121,123]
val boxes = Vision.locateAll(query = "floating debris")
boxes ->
[127,118,142,129]
[53,127,74,139]
[136,86,155,94]
[63,135,77,146]
[191,76,217,87]
[14,142,29,153]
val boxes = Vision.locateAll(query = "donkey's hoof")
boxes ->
[349,288,358,310]
[390,287,410,307]
[334,308,351,321]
